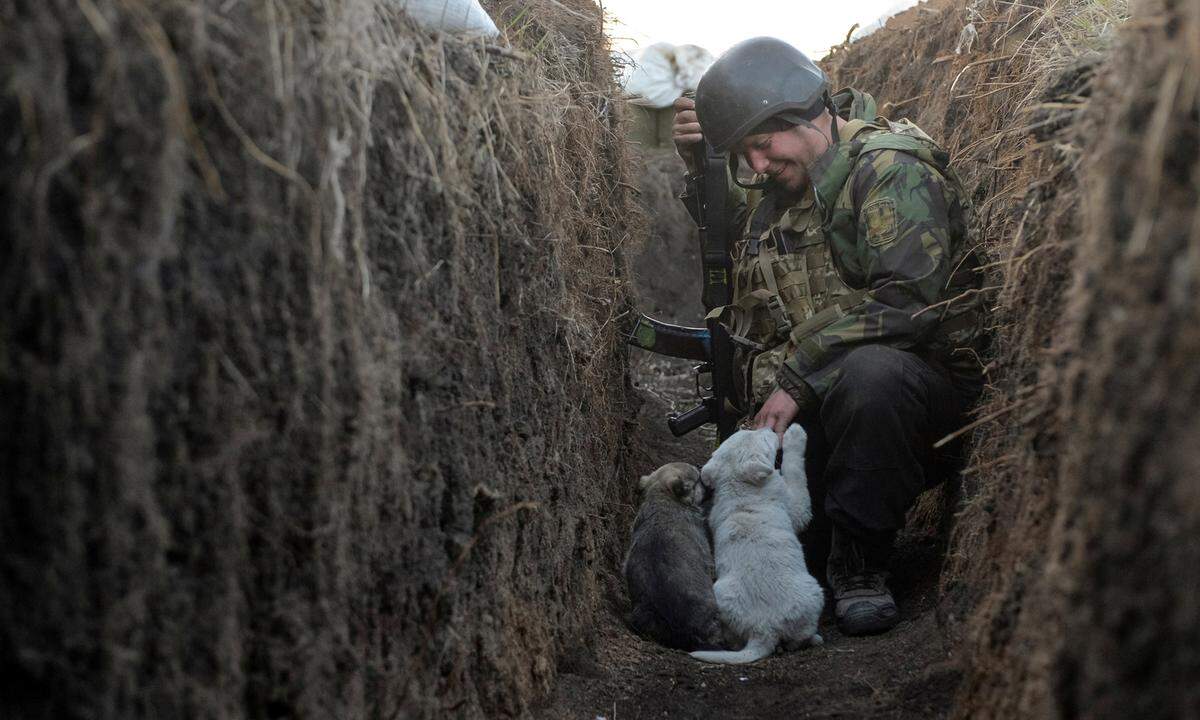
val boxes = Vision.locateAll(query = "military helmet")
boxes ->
[695,37,831,153]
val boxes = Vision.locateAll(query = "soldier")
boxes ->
[672,37,984,636]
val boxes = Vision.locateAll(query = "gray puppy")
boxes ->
[623,462,725,651]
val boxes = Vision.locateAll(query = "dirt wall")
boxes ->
[627,148,706,326]
[950,0,1200,715]
[830,0,1199,716]
[0,1,641,718]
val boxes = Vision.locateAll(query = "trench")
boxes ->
[533,149,962,719]
[4,0,1198,717]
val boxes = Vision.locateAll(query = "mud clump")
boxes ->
[0,1,641,718]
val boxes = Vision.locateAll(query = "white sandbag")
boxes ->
[624,43,678,109]
[624,43,714,109]
[672,44,714,96]
[400,0,499,37]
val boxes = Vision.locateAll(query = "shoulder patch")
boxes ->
[863,197,897,247]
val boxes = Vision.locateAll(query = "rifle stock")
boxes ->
[624,127,740,439]
[673,139,739,439]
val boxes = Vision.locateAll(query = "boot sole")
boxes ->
[836,608,900,636]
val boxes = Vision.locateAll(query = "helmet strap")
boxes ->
[728,153,772,190]
[825,92,840,145]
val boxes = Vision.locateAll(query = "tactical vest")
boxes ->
[712,115,979,406]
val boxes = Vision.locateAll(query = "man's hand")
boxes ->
[672,96,703,174]
[753,387,799,441]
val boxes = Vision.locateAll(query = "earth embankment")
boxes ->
[0,2,642,718]
[830,0,1200,716]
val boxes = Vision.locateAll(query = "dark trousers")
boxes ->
[795,345,973,574]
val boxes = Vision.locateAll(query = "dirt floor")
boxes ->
[535,348,962,719]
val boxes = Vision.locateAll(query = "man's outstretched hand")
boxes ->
[753,388,799,441]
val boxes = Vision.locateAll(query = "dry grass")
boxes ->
[0,1,644,718]
[1015,0,1129,86]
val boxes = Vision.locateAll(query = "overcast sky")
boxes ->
[602,0,917,60]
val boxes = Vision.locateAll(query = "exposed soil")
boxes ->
[539,603,957,720]
[626,148,707,327]
[0,3,641,718]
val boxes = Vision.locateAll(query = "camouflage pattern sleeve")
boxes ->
[778,150,958,398]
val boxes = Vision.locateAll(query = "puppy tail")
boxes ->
[689,635,774,665]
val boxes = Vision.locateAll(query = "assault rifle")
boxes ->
[626,138,740,440]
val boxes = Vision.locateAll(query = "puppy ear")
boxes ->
[666,473,688,499]
[638,474,654,492]
[690,472,712,507]
[742,458,775,485]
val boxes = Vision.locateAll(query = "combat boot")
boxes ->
[826,525,899,636]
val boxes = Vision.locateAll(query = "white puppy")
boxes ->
[690,426,824,664]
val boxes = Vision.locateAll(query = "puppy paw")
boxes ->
[809,633,824,647]
[782,424,807,454]
[780,425,809,492]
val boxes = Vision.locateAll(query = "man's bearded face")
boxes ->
[735,122,830,193]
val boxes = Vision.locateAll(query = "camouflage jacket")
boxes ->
[684,88,983,413]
